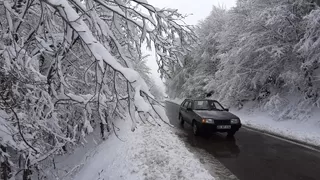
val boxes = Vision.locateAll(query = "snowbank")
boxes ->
[72,113,214,180]
[36,126,105,179]
[233,107,320,147]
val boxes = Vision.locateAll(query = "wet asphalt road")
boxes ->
[165,101,320,180]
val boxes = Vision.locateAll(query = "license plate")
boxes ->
[217,125,231,129]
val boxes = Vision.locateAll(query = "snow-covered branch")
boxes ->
[0,0,195,178]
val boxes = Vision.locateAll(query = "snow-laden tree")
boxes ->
[206,0,303,105]
[0,0,196,178]
[166,0,320,116]
[165,6,227,99]
[204,0,316,108]
[295,7,320,107]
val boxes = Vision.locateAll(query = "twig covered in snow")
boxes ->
[0,93,38,154]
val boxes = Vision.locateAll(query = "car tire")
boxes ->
[178,115,184,126]
[227,130,236,137]
[192,121,200,136]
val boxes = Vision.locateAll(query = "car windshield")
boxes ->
[193,100,224,111]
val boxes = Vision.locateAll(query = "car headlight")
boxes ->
[202,119,214,124]
[231,119,240,124]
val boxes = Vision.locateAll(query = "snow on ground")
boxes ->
[233,106,320,147]
[39,130,105,179]
[72,111,214,180]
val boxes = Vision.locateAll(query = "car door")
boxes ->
[188,100,199,123]
[180,100,189,121]
[184,100,193,123]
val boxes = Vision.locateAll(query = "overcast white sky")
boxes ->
[145,0,237,95]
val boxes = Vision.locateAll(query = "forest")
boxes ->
[166,0,320,119]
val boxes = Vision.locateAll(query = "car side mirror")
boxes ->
[187,107,192,111]
[224,108,229,111]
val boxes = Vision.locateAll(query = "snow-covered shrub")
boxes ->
[263,94,289,117]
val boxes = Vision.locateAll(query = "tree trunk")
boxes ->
[100,122,104,139]
[23,159,32,180]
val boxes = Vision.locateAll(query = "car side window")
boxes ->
[184,101,189,108]
[187,101,192,109]
[181,101,186,107]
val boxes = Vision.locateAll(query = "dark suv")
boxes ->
[178,99,242,136]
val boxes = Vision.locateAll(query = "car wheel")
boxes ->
[227,130,236,137]
[192,121,200,136]
[178,115,184,126]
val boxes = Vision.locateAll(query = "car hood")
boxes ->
[194,110,239,120]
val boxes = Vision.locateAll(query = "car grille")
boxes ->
[214,120,230,125]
